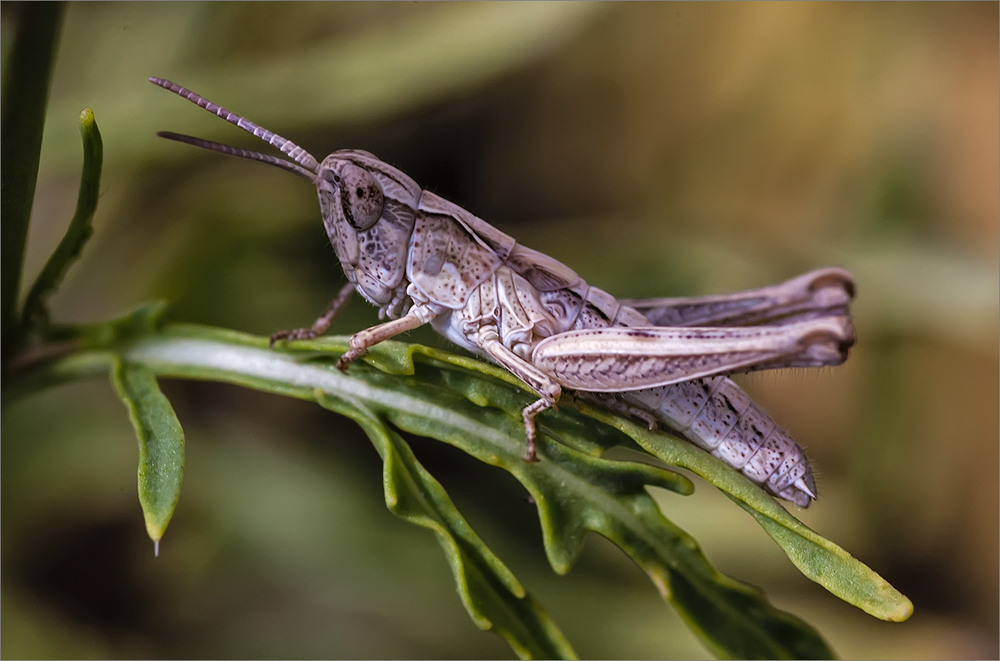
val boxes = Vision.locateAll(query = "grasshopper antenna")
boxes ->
[149,77,320,178]
[156,131,317,183]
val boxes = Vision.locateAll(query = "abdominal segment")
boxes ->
[623,377,817,507]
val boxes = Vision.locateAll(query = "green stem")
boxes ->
[1,2,64,369]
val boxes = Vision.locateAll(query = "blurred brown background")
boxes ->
[3,2,997,658]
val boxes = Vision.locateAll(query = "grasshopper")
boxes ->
[150,77,855,507]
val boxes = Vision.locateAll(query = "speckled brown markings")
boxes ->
[151,76,856,507]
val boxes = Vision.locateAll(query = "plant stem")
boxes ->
[1,2,64,371]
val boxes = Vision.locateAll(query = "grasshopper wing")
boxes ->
[622,268,855,328]
[530,317,854,392]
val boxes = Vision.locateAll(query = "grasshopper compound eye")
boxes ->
[337,163,384,231]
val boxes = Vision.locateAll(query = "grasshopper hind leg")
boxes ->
[477,329,563,462]
[520,398,554,462]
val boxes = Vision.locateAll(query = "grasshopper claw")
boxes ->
[336,347,366,371]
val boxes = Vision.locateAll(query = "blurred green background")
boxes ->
[2,2,997,658]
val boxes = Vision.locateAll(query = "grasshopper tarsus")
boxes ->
[336,342,370,371]
[520,397,555,462]
[521,418,540,462]
[270,327,314,347]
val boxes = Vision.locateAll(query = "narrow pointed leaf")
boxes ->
[110,360,185,545]
[593,409,913,622]
[21,108,103,328]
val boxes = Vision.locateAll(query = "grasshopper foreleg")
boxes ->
[336,304,437,371]
[271,282,355,346]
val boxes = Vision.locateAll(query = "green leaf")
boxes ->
[111,325,836,657]
[110,360,185,548]
[359,343,834,659]
[0,3,63,358]
[316,392,576,660]
[12,321,913,656]
[595,409,914,623]
[20,108,104,328]
[739,506,913,623]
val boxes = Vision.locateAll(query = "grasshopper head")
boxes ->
[149,78,422,313]
[316,151,421,310]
